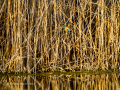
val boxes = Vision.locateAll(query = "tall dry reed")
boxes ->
[0,0,120,73]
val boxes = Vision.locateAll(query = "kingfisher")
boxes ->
[64,26,69,34]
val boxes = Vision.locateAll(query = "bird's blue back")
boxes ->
[67,29,69,34]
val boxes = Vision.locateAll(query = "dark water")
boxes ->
[0,72,120,90]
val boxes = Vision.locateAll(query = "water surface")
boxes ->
[0,72,120,90]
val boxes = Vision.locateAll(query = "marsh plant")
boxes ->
[0,0,120,73]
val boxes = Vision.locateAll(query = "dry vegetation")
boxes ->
[0,0,120,73]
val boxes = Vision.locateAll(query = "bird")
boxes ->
[64,26,69,34]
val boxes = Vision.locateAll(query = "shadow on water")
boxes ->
[1,72,120,90]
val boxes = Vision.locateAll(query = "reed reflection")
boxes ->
[1,73,120,90]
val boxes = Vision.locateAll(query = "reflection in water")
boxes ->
[1,73,120,90]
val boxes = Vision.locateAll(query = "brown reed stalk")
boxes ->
[27,0,30,73]
[32,0,36,73]
[7,0,10,72]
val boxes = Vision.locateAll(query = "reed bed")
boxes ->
[0,0,120,73]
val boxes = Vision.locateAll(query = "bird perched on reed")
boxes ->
[64,26,69,34]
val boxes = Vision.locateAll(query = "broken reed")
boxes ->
[0,0,119,73]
